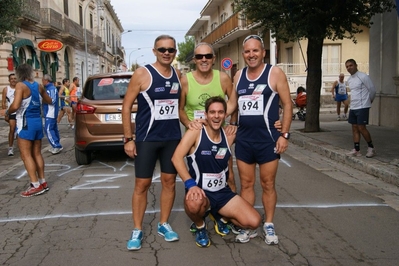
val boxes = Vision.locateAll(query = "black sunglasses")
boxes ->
[194,54,214,60]
[243,35,264,46]
[156,47,176,53]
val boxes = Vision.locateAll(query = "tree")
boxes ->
[234,0,395,132]
[176,36,195,70]
[0,0,24,44]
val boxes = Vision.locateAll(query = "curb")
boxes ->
[290,131,399,187]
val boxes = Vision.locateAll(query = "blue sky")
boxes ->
[111,0,208,68]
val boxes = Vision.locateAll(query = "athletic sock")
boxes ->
[354,143,360,151]
[39,178,46,184]
[367,141,374,148]
[32,182,40,188]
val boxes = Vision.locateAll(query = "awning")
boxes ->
[12,38,40,69]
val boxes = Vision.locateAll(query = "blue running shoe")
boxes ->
[209,214,230,236]
[127,229,143,250]
[195,226,211,248]
[189,222,197,233]
[158,222,179,242]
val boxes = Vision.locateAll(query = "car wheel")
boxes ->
[75,147,92,165]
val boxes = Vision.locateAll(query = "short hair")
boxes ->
[194,42,215,55]
[73,77,79,82]
[297,86,306,94]
[15,64,34,82]
[345,59,357,65]
[154,35,176,48]
[205,96,227,113]
[8,73,15,80]
[43,74,52,82]
[62,78,69,85]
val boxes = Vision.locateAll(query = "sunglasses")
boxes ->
[156,47,176,53]
[243,35,264,46]
[194,54,214,60]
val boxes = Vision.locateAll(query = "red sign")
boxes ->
[37,39,63,52]
[7,57,14,71]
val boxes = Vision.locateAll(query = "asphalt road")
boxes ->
[0,117,399,266]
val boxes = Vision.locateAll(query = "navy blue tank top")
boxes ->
[135,64,181,142]
[186,127,231,192]
[236,64,280,142]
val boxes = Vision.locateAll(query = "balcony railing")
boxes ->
[40,8,63,32]
[277,63,369,76]
[202,13,240,44]
[63,17,83,41]
[21,0,40,23]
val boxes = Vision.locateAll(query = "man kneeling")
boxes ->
[172,96,261,247]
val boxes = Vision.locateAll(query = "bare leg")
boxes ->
[132,178,152,230]
[259,160,279,223]
[357,125,372,142]
[159,173,176,224]
[8,119,16,147]
[32,139,45,181]
[227,156,236,192]
[18,138,39,183]
[336,101,341,116]
[236,159,256,205]
[351,124,361,143]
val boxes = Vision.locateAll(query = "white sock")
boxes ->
[32,182,40,188]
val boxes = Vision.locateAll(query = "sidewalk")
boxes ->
[290,109,399,186]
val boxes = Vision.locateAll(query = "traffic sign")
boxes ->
[221,58,233,70]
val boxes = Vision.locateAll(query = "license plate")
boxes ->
[105,113,136,121]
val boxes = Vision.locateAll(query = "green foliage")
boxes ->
[176,36,195,63]
[234,0,395,43]
[0,0,24,44]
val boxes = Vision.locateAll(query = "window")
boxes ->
[18,48,26,65]
[322,45,341,74]
[90,13,93,30]
[286,47,293,74]
[64,50,70,79]
[220,12,228,23]
[63,0,69,16]
[79,5,83,26]
[211,22,218,31]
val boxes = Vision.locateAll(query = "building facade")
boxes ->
[0,0,125,91]
[186,0,370,95]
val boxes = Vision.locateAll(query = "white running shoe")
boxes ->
[365,147,376,158]
[8,147,14,156]
[346,149,361,157]
[263,223,279,245]
[235,229,258,243]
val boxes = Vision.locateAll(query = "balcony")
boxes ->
[40,8,63,33]
[61,17,83,43]
[19,0,40,25]
[202,12,251,49]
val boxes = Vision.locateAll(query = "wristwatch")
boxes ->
[123,136,134,144]
[280,132,290,140]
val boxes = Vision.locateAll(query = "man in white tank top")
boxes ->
[2,73,17,156]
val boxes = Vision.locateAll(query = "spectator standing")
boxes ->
[172,96,261,248]
[5,64,52,197]
[2,73,17,156]
[332,73,349,120]
[42,74,63,154]
[345,59,376,157]
[122,35,181,251]
[232,35,292,245]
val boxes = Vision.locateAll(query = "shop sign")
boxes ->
[38,39,63,52]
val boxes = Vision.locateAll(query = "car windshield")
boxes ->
[86,77,131,100]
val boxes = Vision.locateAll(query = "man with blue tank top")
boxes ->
[232,35,292,245]
[172,96,261,248]
[5,64,52,197]
[122,35,181,251]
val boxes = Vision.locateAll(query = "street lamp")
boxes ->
[128,48,141,70]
